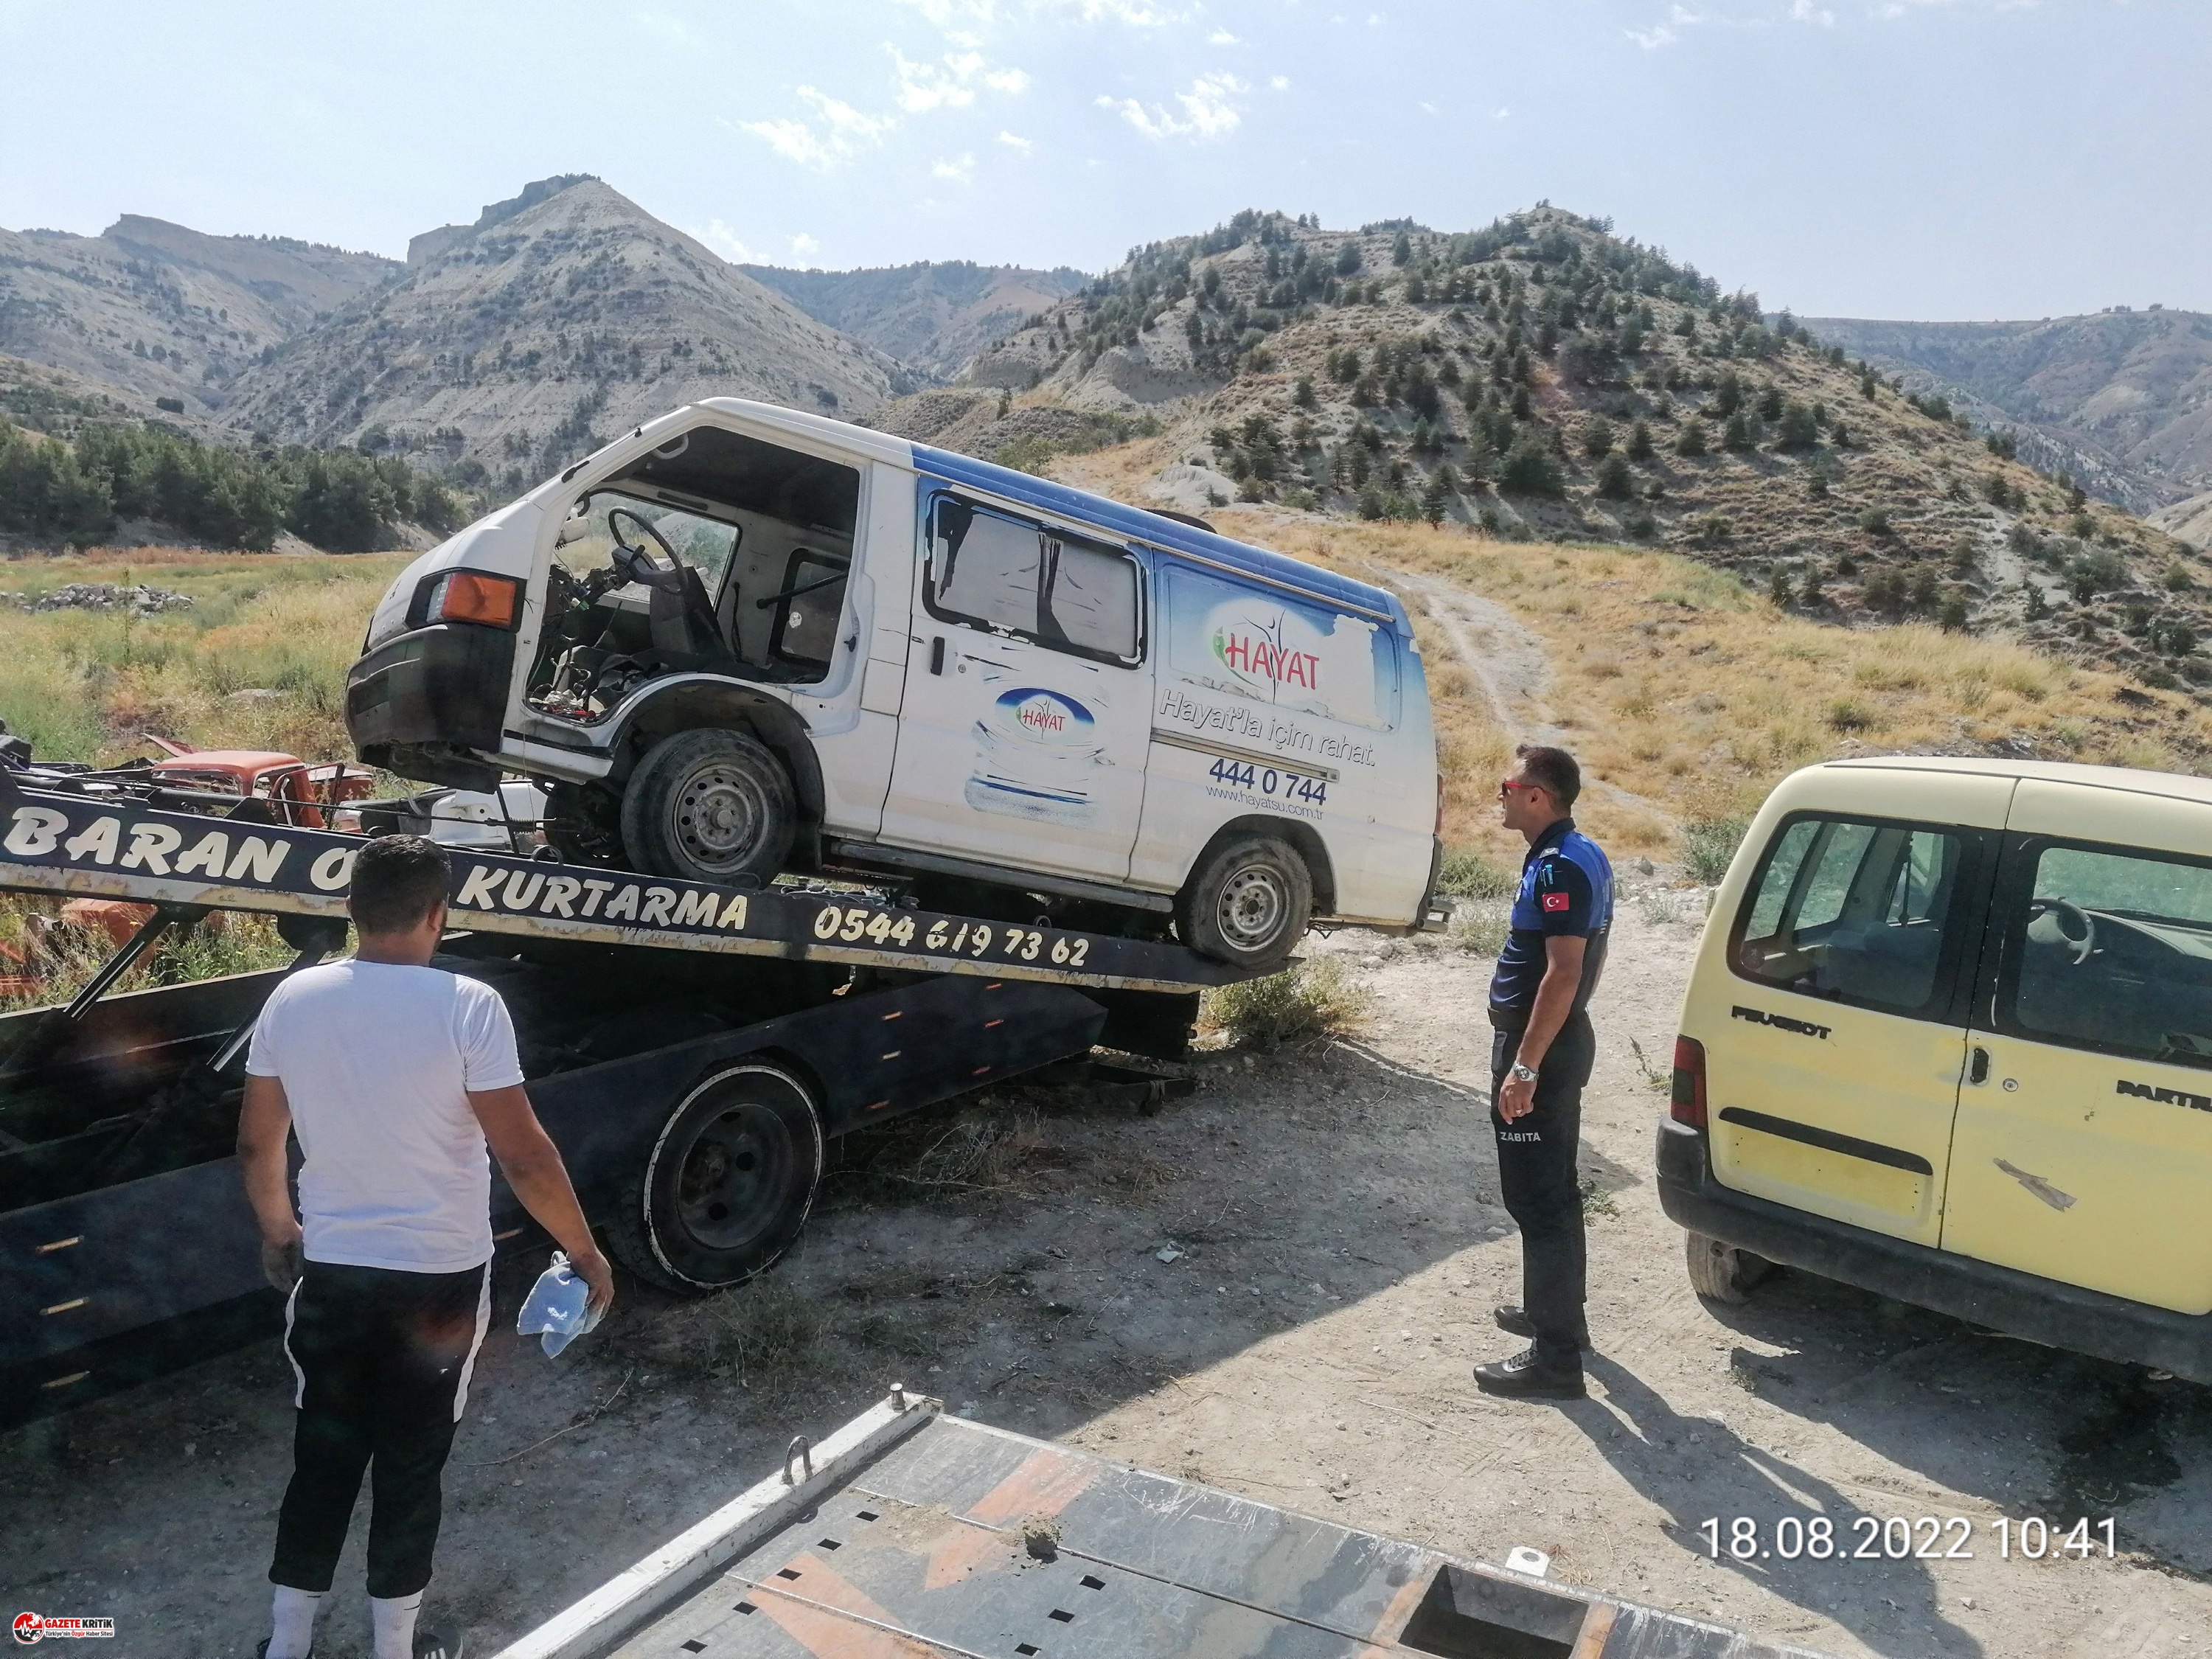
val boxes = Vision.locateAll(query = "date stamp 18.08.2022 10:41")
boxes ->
[1697,1514,2115,1563]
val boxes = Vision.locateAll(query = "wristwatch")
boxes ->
[1509,1062,1539,1085]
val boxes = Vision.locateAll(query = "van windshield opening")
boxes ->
[526,427,860,723]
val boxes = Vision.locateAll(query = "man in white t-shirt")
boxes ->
[237,835,614,1659]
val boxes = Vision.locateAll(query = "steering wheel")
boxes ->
[605,507,681,585]
[2028,896,2097,967]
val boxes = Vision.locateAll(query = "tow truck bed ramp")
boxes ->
[0,773,1243,995]
[495,1393,1833,1659]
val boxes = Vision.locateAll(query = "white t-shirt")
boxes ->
[246,961,525,1273]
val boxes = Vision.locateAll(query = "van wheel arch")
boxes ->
[1183,815,1335,917]
[611,683,825,867]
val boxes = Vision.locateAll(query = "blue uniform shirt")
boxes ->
[1487,817,1614,1026]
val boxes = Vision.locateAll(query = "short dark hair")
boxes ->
[1513,744,1581,810]
[349,835,452,935]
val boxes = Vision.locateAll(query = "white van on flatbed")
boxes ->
[344,400,1441,967]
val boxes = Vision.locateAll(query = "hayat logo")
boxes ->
[1212,613,1322,695]
[993,688,1093,743]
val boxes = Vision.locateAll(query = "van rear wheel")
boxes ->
[1684,1230,1772,1304]
[1177,835,1312,970]
[622,728,796,884]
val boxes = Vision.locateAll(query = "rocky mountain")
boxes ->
[739,259,1088,383]
[216,177,903,490]
[877,206,2205,692]
[1803,310,2212,518]
[0,215,397,418]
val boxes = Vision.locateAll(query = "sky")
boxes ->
[1,0,2205,320]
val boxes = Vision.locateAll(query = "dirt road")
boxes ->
[6,903,2208,1658]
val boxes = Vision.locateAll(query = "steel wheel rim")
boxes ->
[1215,863,1289,950]
[673,760,768,873]
[672,1102,790,1251]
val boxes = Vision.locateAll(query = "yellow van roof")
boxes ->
[1813,755,2212,806]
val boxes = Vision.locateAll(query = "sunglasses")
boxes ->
[1497,778,1545,800]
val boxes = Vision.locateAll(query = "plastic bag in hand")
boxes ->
[516,1250,603,1357]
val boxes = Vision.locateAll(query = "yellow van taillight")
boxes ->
[428,571,520,628]
[1670,1035,1708,1129]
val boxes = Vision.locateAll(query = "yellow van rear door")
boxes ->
[1943,782,2212,1315]
[1710,795,2003,1246]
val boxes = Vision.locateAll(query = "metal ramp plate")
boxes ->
[578,1405,1834,1659]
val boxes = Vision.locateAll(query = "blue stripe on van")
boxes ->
[911,442,1413,641]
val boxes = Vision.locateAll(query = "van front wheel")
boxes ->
[1684,1231,1772,1304]
[622,728,796,884]
[1178,835,1312,970]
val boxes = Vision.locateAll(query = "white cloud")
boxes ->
[888,44,1029,111]
[1492,105,1510,119]
[996,129,1033,149]
[1418,100,1437,114]
[1096,72,1247,140]
[790,233,821,259]
[1270,74,1290,90]
[1628,4,1710,48]
[1209,27,1237,43]
[1791,0,1835,21]
[739,86,896,168]
[696,220,758,262]
[933,152,978,181]
[894,0,1178,27]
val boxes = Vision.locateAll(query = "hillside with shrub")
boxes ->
[1804,307,2212,519]
[892,206,2206,695]
[0,414,470,553]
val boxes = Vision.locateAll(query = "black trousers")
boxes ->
[1489,1011,1596,1361]
[271,1259,490,1599]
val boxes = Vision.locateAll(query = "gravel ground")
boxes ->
[4,907,2209,1658]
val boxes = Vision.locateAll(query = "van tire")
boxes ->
[605,1062,823,1293]
[622,728,796,884]
[1684,1230,1772,1304]
[1177,834,1313,970]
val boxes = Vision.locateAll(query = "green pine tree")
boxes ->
[1675,417,1709,457]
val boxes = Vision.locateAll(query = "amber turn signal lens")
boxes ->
[431,571,519,627]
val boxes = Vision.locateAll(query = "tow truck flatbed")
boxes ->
[491,1391,1834,1659]
[0,771,1239,1422]
[0,771,1245,995]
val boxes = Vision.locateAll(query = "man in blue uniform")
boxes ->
[1475,744,1613,1400]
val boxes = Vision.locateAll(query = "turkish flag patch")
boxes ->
[1542,892,1571,912]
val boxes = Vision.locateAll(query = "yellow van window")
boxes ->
[2011,844,2212,1064]
[1734,815,1964,1015]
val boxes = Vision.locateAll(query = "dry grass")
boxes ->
[0,548,408,1006]
[0,548,411,765]
[1197,511,2212,864]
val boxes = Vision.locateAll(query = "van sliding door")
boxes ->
[879,495,1152,882]
[1943,782,2212,1315]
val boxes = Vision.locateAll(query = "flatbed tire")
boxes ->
[607,1061,823,1293]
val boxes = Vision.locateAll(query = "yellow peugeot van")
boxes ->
[1658,757,2212,1383]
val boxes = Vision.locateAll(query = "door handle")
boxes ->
[1967,1046,1989,1085]
[929,637,945,675]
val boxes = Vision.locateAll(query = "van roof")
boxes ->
[681,396,1407,638]
[1815,755,2212,806]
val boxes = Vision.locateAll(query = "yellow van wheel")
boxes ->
[1684,1231,1772,1304]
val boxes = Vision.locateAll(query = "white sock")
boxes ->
[266,1585,322,1659]
[370,1590,422,1659]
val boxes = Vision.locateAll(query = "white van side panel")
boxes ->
[1130,560,1433,922]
